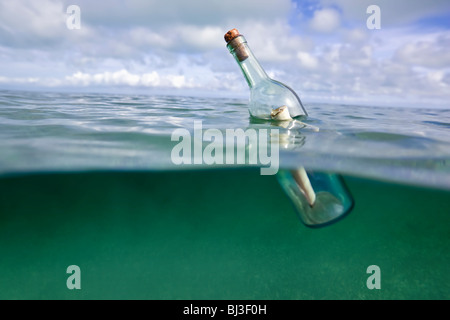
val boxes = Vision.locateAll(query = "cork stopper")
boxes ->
[224,28,240,43]
[224,28,249,62]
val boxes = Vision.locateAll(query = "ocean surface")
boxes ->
[0,90,449,188]
[0,89,449,299]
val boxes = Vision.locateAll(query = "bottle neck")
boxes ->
[227,36,269,88]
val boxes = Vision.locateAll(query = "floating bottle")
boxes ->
[224,28,307,120]
[226,28,354,227]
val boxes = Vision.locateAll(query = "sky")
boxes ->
[0,0,449,108]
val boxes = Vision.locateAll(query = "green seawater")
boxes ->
[0,169,449,300]
[0,90,449,299]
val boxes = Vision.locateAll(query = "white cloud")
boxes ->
[0,76,40,84]
[394,33,450,68]
[339,44,373,67]
[71,0,293,28]
[141,72,161,87]
[62,66,242,91]
[321,0,450,26]
[0,0,66,46]
[176,25,224,51]
[297,52,319,69]
[343,28,369,44]
[65,70,190,88]
[129,28,174,49]
[309,8,341,33]
[233,20,314,63]
[127,25,224,53]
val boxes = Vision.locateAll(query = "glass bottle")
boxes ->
[226,28,354,227]
[225,29,308,120]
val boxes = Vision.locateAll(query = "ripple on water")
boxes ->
[0,89,449,189]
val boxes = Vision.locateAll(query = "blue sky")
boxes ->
[0,0,449,107]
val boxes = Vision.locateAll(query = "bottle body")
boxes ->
[277,170,354,227]
[226,34,307,120]
[249,78,306,119]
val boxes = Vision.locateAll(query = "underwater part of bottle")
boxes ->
[277,169,354,227]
